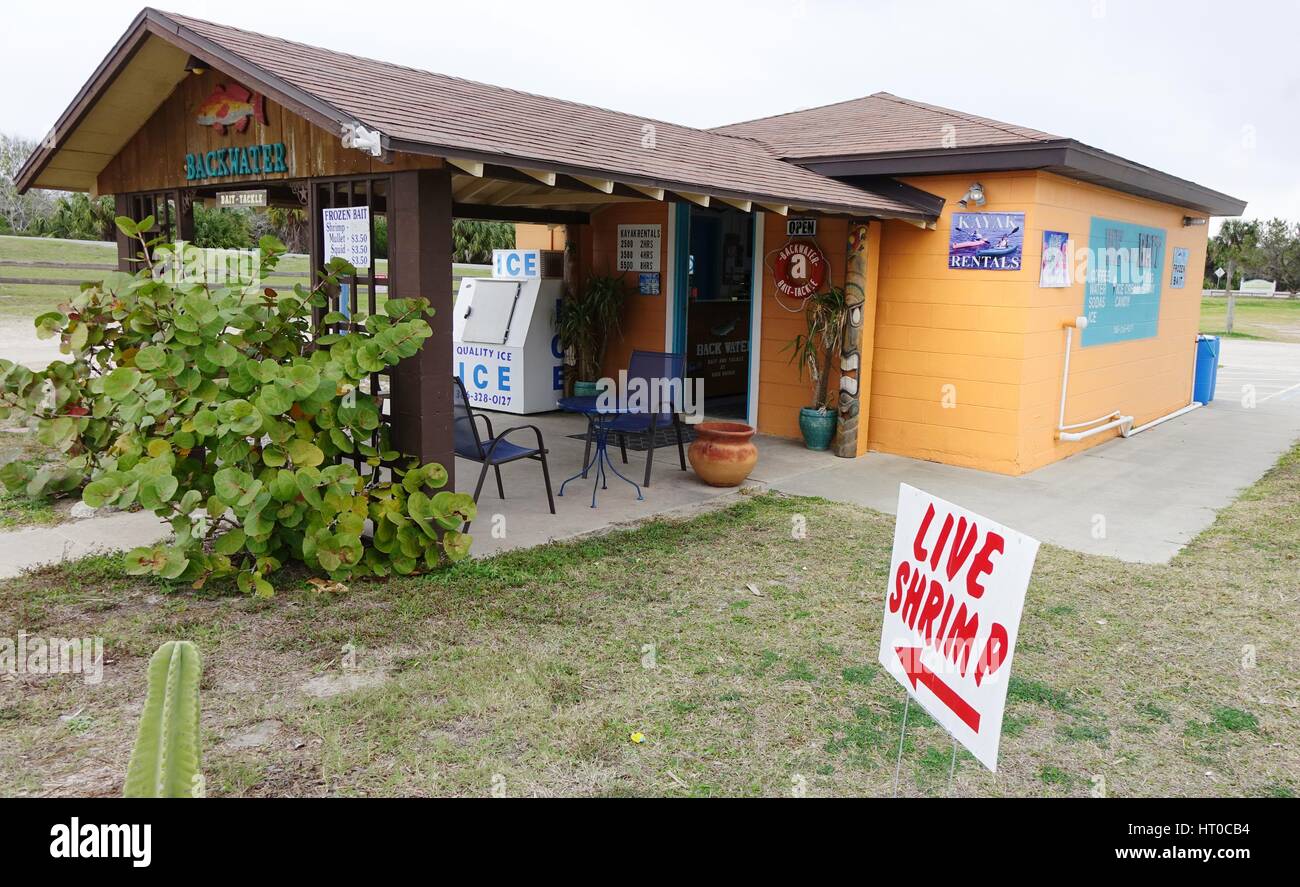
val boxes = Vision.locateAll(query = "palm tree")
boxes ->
[1208,220,1261,333]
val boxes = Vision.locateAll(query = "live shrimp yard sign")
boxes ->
[878,485,1040,771]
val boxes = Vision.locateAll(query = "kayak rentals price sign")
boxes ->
[878,484,1040,771]
[948,211,1024,271]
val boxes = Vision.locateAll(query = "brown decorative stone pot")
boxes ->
[688,422,759,487]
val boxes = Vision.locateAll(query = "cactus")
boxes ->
[124,641,203,798]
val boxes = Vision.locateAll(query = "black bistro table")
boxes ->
[556,395,644,507]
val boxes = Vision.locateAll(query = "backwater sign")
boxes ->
[1082,217,1165,346]
[878,484,1040,771]
[185,143,287,182]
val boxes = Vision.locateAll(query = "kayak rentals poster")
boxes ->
[949,212,1025,271]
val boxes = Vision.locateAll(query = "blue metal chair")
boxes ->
[453,376,555,528]
[583,350,688,487]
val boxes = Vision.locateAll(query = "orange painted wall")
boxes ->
[515,223,567,251]
[755,214,850,439]
[587,202,669,377]
[871,170,1208,475]
[1018,172,1207,472]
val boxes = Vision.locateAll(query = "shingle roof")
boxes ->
[148,11,936,220]
[712,91,1060,160]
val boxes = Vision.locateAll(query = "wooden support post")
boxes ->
[561,223,582,396]
[113,193,134,272]
[175,189,196,243]
[562,222,581,300]
[389,169,455,485]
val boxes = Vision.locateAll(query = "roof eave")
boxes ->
[385,137,939,223]
[17,7,366,195]
[143,9,356,140]
[15,8,153,193]
[798,140,1246,217]
[18,8,940,224]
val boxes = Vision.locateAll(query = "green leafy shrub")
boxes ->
[124,640,203,798]
[193,204,253,250]
[0,216,474,594]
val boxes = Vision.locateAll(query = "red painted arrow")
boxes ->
[895,646,981,733]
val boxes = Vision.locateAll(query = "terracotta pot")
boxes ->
[688,422,758,487]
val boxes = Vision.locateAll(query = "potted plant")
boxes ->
[785,285,848,450]
[557,274,626,396]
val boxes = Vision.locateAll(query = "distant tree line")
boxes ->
[2,132,513,262]
[1206,218,1300,294]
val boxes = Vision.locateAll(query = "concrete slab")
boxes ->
[0,509,169,578]
[0,318,61,370]
[452,410,747,557]
[771,339,1300,563]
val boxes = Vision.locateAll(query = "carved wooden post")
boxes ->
[836,221,870,457]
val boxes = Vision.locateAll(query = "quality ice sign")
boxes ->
[322,206,371,270]
[878,484,1040,771]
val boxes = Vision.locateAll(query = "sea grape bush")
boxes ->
[0,216,474,595]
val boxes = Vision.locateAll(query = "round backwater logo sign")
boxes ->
[774,241,827,300]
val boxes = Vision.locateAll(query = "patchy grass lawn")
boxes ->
[0,424,65,530]
[1,447,1297,798]
[1,235,489,319]
[1201,295,1300,343]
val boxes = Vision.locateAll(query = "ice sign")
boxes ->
[322,206,372,270]
[493,249,540,280]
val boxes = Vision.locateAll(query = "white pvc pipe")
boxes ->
[1055,316,1134,440]
[1121,402,1201,437]
[1058,415,1133,442]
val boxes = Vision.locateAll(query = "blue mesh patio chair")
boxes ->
[582,350,688,487]
[453,376,555,529]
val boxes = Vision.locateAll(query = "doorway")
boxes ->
[678,205,756,420]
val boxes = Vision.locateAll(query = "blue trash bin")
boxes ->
[1193,335,1220,404]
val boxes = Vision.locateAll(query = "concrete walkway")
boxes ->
[1,338,1296,576]
[0,509,171,578]
[769,338,1300,562]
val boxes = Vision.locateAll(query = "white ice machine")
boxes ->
[452,252,564,415]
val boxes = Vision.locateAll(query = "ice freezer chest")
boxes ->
[452,275,565,414]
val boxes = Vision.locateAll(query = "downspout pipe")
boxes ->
[1055,316,1134,442]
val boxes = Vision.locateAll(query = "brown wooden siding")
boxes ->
[97,67,441,196]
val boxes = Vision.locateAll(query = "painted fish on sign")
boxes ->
[195,83,269,135]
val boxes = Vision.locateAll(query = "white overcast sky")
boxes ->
[5,0,1297,222]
